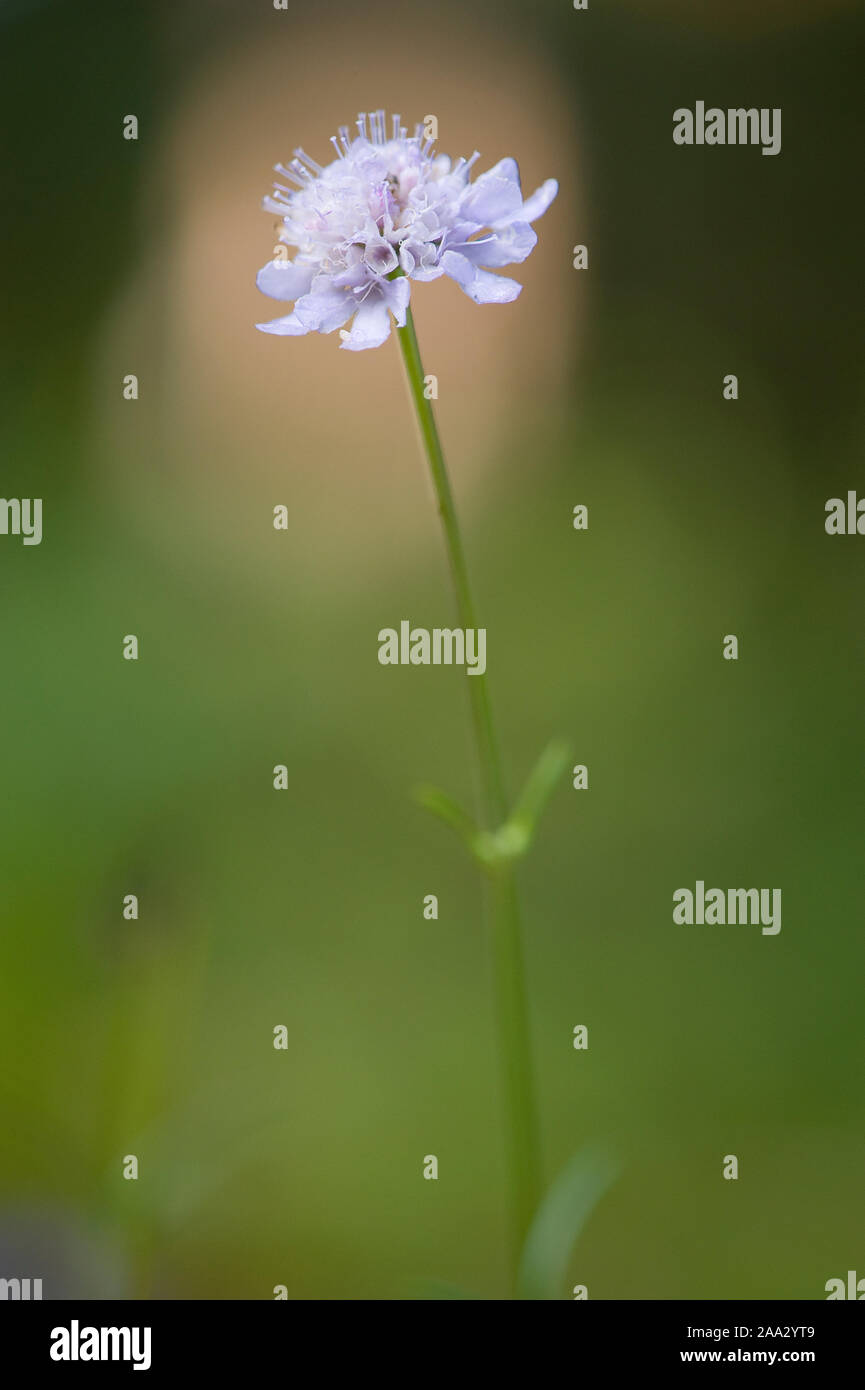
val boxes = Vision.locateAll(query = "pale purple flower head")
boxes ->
[256,110,558,351]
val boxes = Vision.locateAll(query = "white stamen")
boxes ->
[295,147,323,173]
[274,162,305,188]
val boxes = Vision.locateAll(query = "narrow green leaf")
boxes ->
[413,783,478,846]
[517,1146,621,1300]
[509,739,573,847]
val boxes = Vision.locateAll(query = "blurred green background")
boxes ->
[1,0,863,1299]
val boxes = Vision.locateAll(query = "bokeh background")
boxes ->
[1,0,863,1299]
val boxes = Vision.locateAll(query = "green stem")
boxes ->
[396,305,542,1279]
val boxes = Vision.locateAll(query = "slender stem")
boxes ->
[396,305,542,1279]
[396,307,506,827]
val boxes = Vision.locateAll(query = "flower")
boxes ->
[256,110,558,351]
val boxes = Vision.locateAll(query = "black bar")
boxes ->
[1,1300,860,1375]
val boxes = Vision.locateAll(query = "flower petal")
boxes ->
[460,167,524,227]
[512,178,558,226]
[440,251,522,304]
[256,259,316,301]
[410,265,446,283]
[484,156,520,185]
[364,238,399,276]
[383,275,411,327]
[293,287,356,333]
[255,312,309,336]
[455,223,537,268]
[339,297,392,351]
